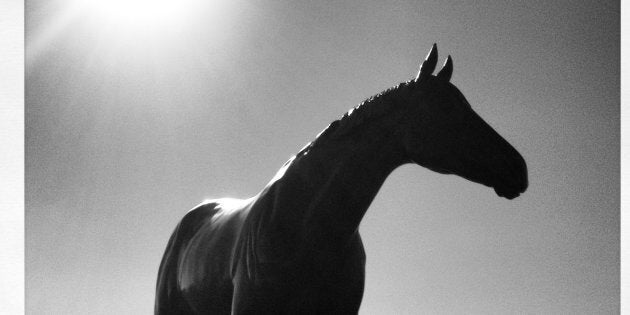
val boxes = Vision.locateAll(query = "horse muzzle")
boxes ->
[493,154,528,200]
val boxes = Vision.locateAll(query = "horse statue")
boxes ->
[155,44,528,314]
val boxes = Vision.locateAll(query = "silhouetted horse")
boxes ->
[155,44,528,314]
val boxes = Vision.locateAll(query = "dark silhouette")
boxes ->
[155,44,528,314]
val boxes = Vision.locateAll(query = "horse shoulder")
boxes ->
[177,200,247,285]
[155,201,223,314]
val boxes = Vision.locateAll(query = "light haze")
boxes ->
[26,0,619,313]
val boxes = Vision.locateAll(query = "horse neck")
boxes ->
[273,114,407,248]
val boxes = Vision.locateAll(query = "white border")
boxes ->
[621,1,627,314]
[0,0,24,314]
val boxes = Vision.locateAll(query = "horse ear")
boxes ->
[415,43,438,82]
[436,55,453,82]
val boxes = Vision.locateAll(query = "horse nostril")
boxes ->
[516,157,528,192]
[502,151,528,194]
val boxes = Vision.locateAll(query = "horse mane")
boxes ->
[297,81,412,156]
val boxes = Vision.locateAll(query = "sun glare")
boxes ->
[28,0,237,68]
[75,0,204,32]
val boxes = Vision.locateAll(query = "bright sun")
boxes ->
[28,0,237,75]
[74,0,204,31]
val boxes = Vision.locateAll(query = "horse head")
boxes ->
[399,44,528,199]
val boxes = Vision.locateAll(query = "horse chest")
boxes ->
[230,234,367,314]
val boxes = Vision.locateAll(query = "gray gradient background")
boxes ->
[26,1,619,314]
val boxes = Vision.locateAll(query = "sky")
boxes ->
[25,0,619,314]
